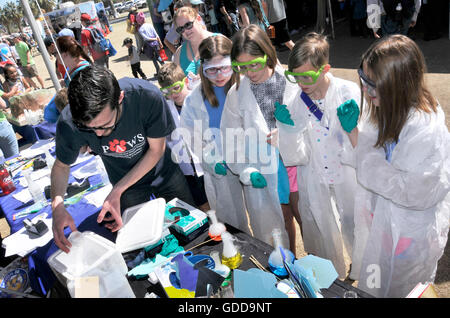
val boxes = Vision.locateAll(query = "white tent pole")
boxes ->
[19,0,62,91]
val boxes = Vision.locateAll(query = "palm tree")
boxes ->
[29,0,58,17]
[4,1,23,33]
[0,10,13,34]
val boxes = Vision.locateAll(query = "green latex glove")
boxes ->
[250,171,267,188]
[274,101,294,126]
[214,161,227,176]
[337,99,360,133]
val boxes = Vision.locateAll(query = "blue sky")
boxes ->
[0,0,16,9]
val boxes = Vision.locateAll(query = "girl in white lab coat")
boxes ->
[276,32,360,279]
[341,34,450,297]
[180,35,249,233]
[221,25,298,247]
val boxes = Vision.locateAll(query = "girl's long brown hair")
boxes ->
[56,35,92,64]
[198,35,237,107]
[360,34,437,148]
[230,24,277,89]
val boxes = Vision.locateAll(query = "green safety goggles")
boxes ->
[231,54,267,73]
[284,64,327,85]
[160,78,186,96]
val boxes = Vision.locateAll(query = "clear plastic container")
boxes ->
[47,231,135,298]
[115,198,166,253]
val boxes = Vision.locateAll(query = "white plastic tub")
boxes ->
[47,231,135,298]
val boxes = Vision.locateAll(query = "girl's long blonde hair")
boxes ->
[361,34,437,148]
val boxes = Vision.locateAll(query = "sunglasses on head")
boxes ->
[160,78,186,96]
[284,64,327,85]
[176,20,195,34]
[231,54,267,73]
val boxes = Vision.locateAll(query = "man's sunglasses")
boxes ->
[74,106,121,132]
[176,20,195,34]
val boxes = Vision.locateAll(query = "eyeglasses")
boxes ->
[74,106,121,132]
[176,20,195,34]
[284,64,326,85]
[203,65,233,79]
[160,78,186,96]
[231,54,267,73]
[357,67,377,98]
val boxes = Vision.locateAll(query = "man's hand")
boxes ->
[97,187,123,232]
[52,203,77,253]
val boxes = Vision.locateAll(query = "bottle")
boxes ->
[210,250,230,279]
[0,164,16,195]
[268,228,295,277]
[23,169,46,205]
[207,210,226,241]
[221,231,242,270]
[44,148,55,171]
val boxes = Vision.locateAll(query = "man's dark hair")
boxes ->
[68,65,121,125]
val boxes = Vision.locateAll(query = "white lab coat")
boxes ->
[220,65,297,247]
[277,73,360,279]
[166,99,204,177]
[343,106,450,298]
[179,85,249,232]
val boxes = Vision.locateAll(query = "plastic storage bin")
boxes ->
[47,231,135,298]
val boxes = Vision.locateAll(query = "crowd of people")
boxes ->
[0,0,448,298]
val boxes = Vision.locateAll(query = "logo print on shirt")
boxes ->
[109,139,127,153]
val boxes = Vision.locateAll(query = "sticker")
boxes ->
[0,268,29,293]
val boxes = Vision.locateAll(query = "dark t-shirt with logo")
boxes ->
[56,77,176,188]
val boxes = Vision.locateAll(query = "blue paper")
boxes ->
[294,255,338,289]
[233,268,287,298]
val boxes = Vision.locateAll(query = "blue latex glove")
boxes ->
[214,161,227,176]
[274,102,294,126]
[337,99,360,133]
[250,171,267,188]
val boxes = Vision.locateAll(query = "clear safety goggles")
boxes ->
[160,77,186,96]
[284,64,327,85]
[357,67,377,98]
[231,54,267,73]
[202,56,233,79]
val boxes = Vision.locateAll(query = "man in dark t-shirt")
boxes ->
[51,65,194,253]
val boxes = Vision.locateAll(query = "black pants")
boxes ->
[119,164,196,213]
[131,62,147,79]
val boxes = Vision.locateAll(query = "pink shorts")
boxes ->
[286,166,298,192]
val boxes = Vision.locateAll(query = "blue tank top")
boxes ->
[179,33,220,76]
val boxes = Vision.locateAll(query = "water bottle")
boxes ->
[44,148,55,171]
[0,163,16,195]
[23,169,46,205]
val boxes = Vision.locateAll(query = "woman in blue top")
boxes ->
[173,6,216,77]
[44,36,92,123]
[180,35,249,234]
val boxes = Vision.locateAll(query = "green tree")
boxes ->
[4,1,23,33]
[0,10,13,34]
